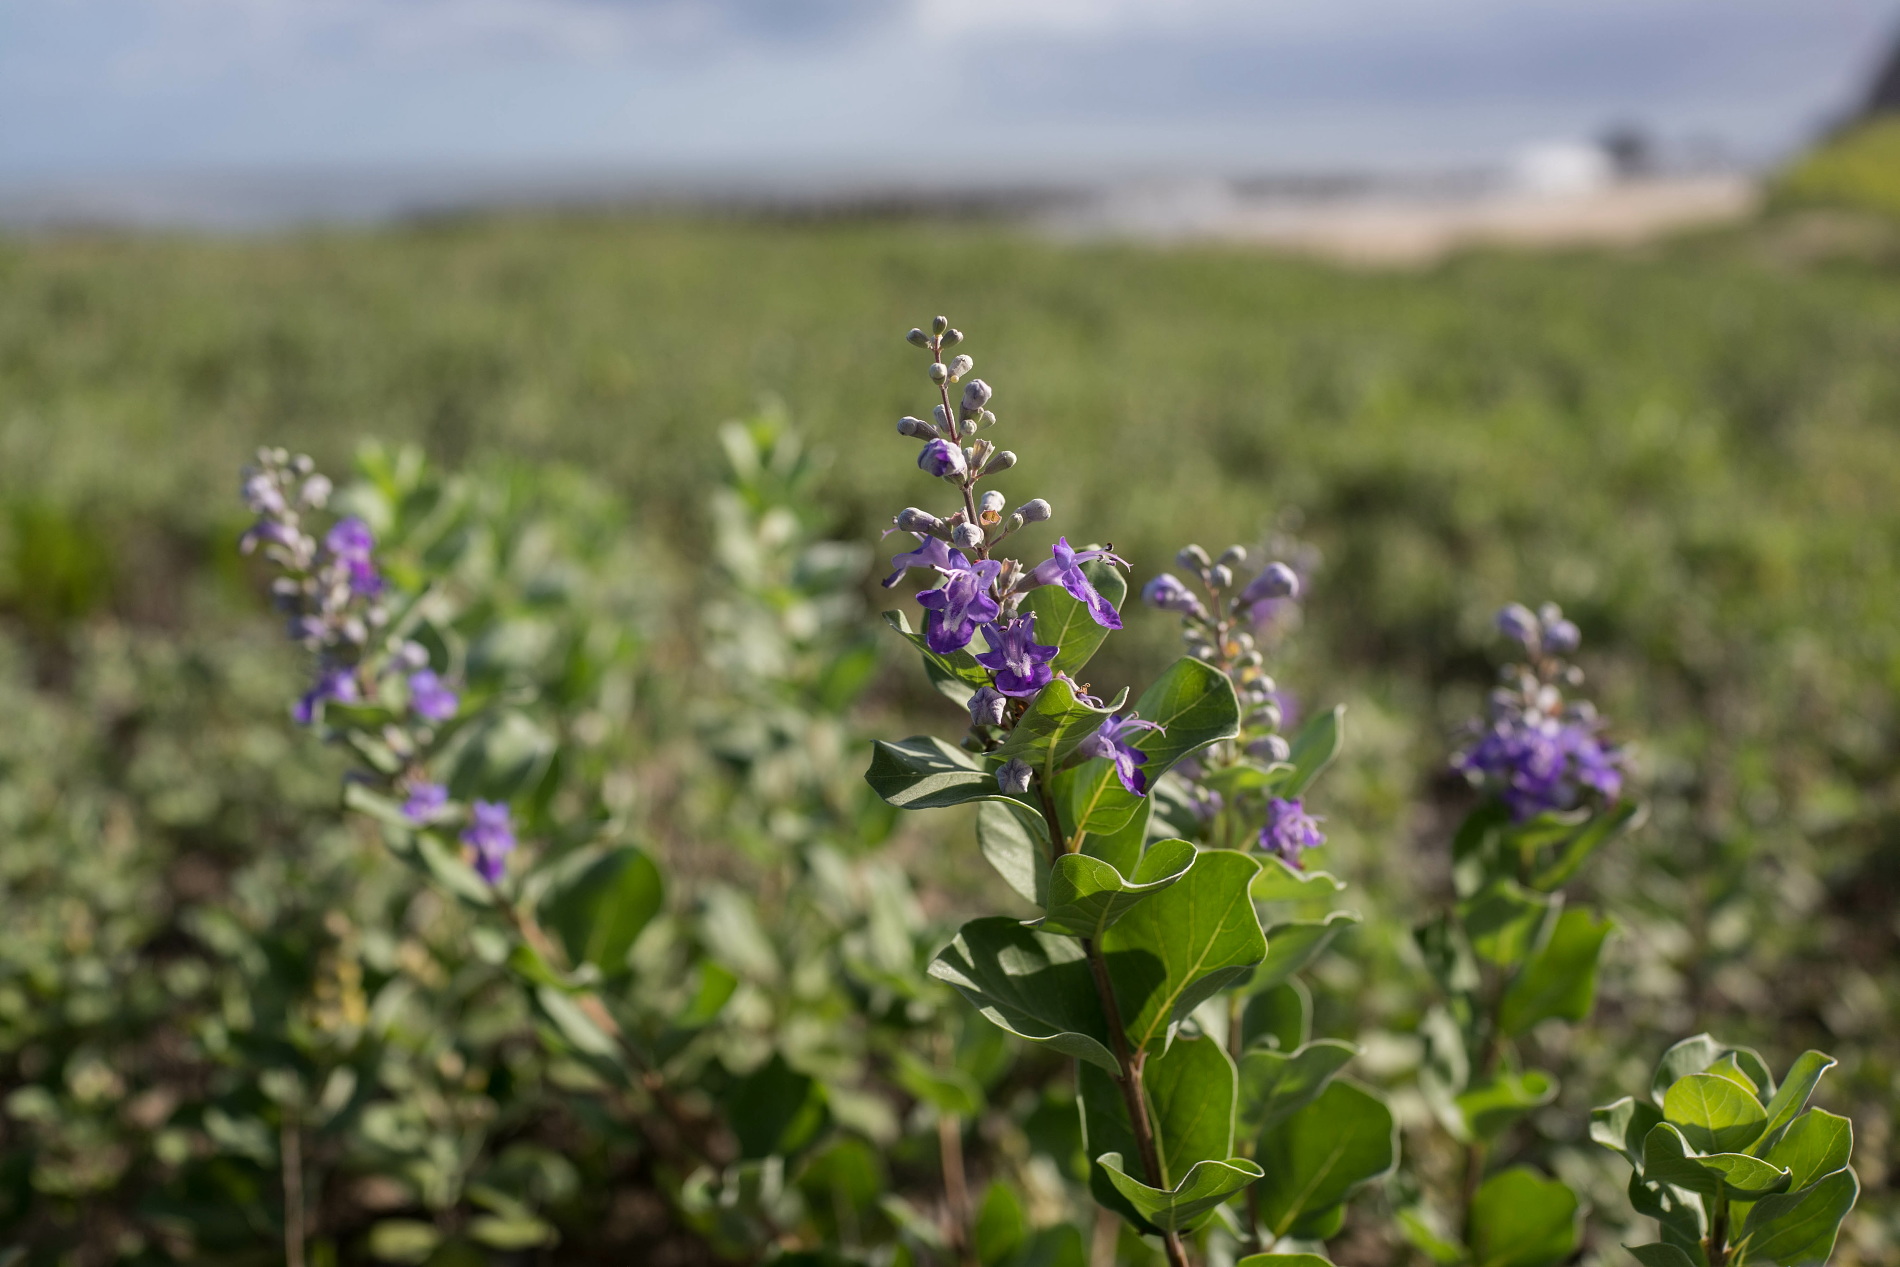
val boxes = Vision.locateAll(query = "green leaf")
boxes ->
[1076,795,1151,878]
[1650,1034,1726,1102]
[1396,1208,1466,1265]
[866,735,1034,813]
[1236,1040,1357,1135]
[368,1220,442,1264]
[1467,1167,1581,1267]
[978,800,1052,907]
[1741,1167,1858,1265]
[1095,1153,1264,1234]
[1065,658,1241,835]
[1250,855,1347,903]
[1761,1109,1853,1192]
[1198,759,1296,799]
[1591,1095,1664,1166]
[1252,911,1360,992]
[1236,1256,1336,1267]
[726,1055,828,1160]
[1456,1070,1558,1142]
[1461,882,1555,968]
[1101,850,1266,1050]
[1252,1078,1396,1240]
[1497,907,1612,1036]
[1626,1170,1707,1251]
[973,1181,1027,1266]
[893,1050,984,1119]
[1664,1073,1768,1154]
[1026,558,1126,677]
[1624,1245,1699,1267]
[539,846,663,977]
[1752,1052,1837,1154]
[1279,705,1344,798]
[1038,839,1198,939]
[450,710,554,801]
[927,918,1117,1072]
[1642,1123,1791,1199]
[883,609,991,690]
[1240,980,1309,1053]
[1525,800,1642,891]
[1706,1053,1761,1096]
[994,675,1125,782]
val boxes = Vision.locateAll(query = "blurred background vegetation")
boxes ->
[0,174,1897,1263]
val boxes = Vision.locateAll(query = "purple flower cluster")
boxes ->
[462,801,519,884]
[1259,797,1325,866]
[1454,602,1623,820]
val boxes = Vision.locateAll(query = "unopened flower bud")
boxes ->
[1252,702,1283,730]
[979,490,1006,522]
[931,315,950,336]
[933,404,952,430]
[979,410,997,429]
[984,450,1018,474]
[1495,603,1538,646]
[397,640,431,670]
[948,354,974,379]
[1250,734,1292,764]
[895,507,944,535]
[969,686,1007,728]
[1015,498,1052,523]
[961,379,993,416]
[300,475,333,507]
[1543,619,1581,656]
[997,757,1033,795]
[1209,564,1233,589]
[928,362,949,384]
[1241,562,1300,604]
[1142,573,1207,618]
[918,439,967,479]
[1218,545,1248,567]
[943,328,963,347]
[1177,544,1212,571]
[897,415,934,439]
[952,522,985,551]
[907,327,930,347]
[959,417,978,437]
[291,454,315,476]
[1004,512,1025,534]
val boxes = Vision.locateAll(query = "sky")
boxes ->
[1,0,1896,187]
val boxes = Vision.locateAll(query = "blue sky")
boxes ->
[1,0,1895,182]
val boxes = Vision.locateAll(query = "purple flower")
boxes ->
[462,800,518,884]
[1454,713,1623,820]
[1495,603,1539,646]
[1259,797,1325,865]
[293,665,359,725]
[918,439,968,479]
[882,534,954,588]
[917,550,1002,654]
[974,617,1059,698]
[1075,713,1166,795]
[1025,538,1128,631]
[408,670,459,723]
[403,781,449,824]
[1240,562,1300,605]
[1142,573,1208,619]
[325,517,375,562]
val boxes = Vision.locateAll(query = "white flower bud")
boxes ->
[979,410,997,429]
[942,328,964,347]
[1015,499,1051,523]
[907,327,930,347]
[948,354,974,380]
[980,490,1006,517]
[952,522,985,551]
[1209,564,1233,589]
[897,415,934,439]
[1178,544,1212,571]
[929,362,949,384]
[300,475,333,507]
[931,315,950,336]
[984,451,1018,474]
[1219,545,1247,566]
[996,757,1033,795]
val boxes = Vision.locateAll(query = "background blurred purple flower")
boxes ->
[1141,572,1208,619]
[462,801,517,883]
[293,665,359,725]
[403,781,449,824]
[1259,797,1325,865]
[408,670,459,723]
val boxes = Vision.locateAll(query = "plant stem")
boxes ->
[938,1111,973,1257]
[1708,1192,1730,1267]
[281,1110,305,1267]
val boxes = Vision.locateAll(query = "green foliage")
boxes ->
[1774,119,1900,221]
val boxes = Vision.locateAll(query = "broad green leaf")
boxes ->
[1467,1167,1580,1267]
[1456,1070,1557,1142]
[1624,1245,1699,1267]
[1498,907,1612,1036]
[726,1055,827,1160]
[1240,979,1309,1053]
[882,609,991,688]
[540,846,663,976]
[1664,1073,1768,1154]
[1525,800,1642,892]
[1741,1167,1858,1265]
[1252,1078,1396,1239]
[1706,1053,1760,1096]
[1642,1123,1790,1199]
[973,1181,1027,1266]
[395,828,497,907]
[1396,1208,1466,1264]
[1761,1109,1852,1192]
[1461,881,1555,967]
[450,710,554,801]
[1101,850,1266,1050]
[1095,1154,1263,1234]
[1414,914,1481,996]
[1198,759,1296,799]
[1237,1039,1357,1135]
[1075,795,1150,878]
[927,918,1117,1072]
[893,1050,983,1119]
[1078,1035,1243,1232]
[1250,855,1347,903]
[1252,911,1360,992]
[1591,1096,1664,1166]
[1065,658,1241,835]
[1752,1052,1837,1154]
[993,675,1124,780]
[1651,1034,1725,1102]
[1279,705,1343,798]
[533,986,621,1063]
[1038,839,1197,939]
[1237,1257,1336,1267]
[1026,558,1126,677]
[1626,1170,1707,1250]
[978,800,1053,906]
[866,735,1034,813]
